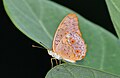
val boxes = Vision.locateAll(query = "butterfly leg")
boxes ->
[51,58,58,67]
[55,59,58,65]
[59,60,62,65]
[51,58,54,68]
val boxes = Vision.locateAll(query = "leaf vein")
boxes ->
[110,0,120,14]
[99,29,106,70]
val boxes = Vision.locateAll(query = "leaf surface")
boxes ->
[3,0,120,76]
[46,64,120,78]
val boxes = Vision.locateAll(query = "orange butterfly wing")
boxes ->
[52,13,87,62]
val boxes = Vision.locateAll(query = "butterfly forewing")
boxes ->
[52,13,87,62]
[53,14,78,51]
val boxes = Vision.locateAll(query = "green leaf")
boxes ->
[106,0,120,38]
[45,63,120,78]
[3,0,120,76]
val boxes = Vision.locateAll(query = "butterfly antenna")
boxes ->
[32,45,45,49]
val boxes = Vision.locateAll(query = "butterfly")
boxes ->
[48,13,87,63]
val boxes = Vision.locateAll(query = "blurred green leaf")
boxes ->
[3,0,120,76]
[46,63,120,78]
[106,0,120,38]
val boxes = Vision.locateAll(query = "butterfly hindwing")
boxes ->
[55,36,76,62]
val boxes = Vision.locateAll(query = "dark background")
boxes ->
[0,0,117,78]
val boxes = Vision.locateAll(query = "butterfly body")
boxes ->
[48,13,87,63]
